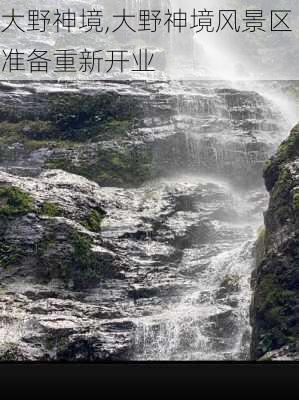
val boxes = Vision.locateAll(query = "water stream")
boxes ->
[0,0,297,362]
[130,81,297,360]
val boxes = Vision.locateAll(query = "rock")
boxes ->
[251,122,299,360]
[259,344,299,361]
[0,81,296,361]
[0,82,287,189]
[0,165,260,360]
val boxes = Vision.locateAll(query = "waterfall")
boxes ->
[150,82,288,188]
[132,178,259,360]
[131,80,297,361]
[0,1,297,363]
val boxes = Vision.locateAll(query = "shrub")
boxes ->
[0,186,34,216]
[82,208,106,233]
[40,201,61,217]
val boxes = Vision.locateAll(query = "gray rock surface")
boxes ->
[0,80,296,361]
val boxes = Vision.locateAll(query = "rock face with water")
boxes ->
[0,81,285,188]
[0,81,294,361]
[251,123,299,361]
[0,167,260,360]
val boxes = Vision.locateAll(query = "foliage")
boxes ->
[0,93,137,151]
[66,233,108,289]
[39,201,61,217]
[47,148,152,188]
[292,189,299,211]
[271,166,292,203]
[38,231,111,290]
[0,186,34,216]
[0,243,23,268]
[82,208,106,233]
[263,124,299,192]
[255,260,299,357]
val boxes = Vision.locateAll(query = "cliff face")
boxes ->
[0,81,291,360]
[0,81,285,189]
[251,123,299,361]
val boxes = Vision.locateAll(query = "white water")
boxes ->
[132,80,298,360]
[133,181,259,360]
[0,0,297,362]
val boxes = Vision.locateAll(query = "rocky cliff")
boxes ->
[251,123,299,361]
[0,81,294,361]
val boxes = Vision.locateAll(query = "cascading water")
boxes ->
[132,180,258,360]
[0,0,297,362]
[131,80,297,361]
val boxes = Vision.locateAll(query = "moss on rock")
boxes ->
[255,226,267,267]
[81,208,106,233]
[46,147,152,188]
[0,186,35,269]
[0,243,23,268]
[292,189,299,212]
[0,186,34,217]
[252,122,299,360]
[264,124,299,192]
[39,201,61,217]
[0,93,139,163]
[37,230,113,290]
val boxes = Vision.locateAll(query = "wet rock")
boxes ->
[0,165,261,360]
[259,344,299,361]
[0,81,292,361]
[251,123,299,360]
[0,82,287,189]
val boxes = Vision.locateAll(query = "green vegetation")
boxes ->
[38,232,111,290]
[0,186,34,217]
[267,166,294,225]
[46,148,152,188]
[22,120,56,139]
[255,226,266,266]
[0,120,65,150]
[0,190,63,219]
[263,159,273,174]
[82,208,106,233]
[255,272,298,355]
[257,275,294,315]
[39,201,61,217]
[45,157,72,171]
[271,166,292,203]
[276,124,299,162]
[0,187,34,269]
[263,123,299,192]
[46,93,135,134]
[24,139,75,153]
[0,92,153,188]
[12,94,135,141]
[0,93,138,155]
[0,121,24,141]
[254,123,299,359]
[65,233,109,289]
[0,243,23,268]
[292,189,299,211]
